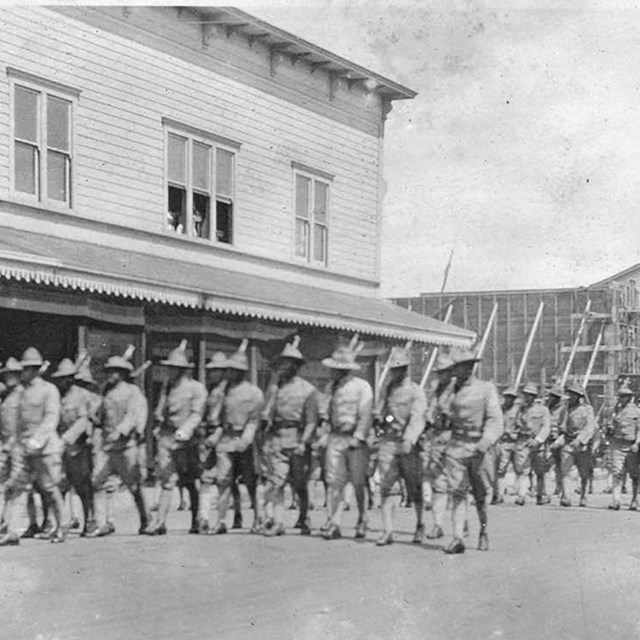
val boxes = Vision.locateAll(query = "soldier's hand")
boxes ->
[632,443,639,454]
[475,440,490,455]
[348,436,362,449]
[294,442,307,456]
[235,438,249,453]
[401,439,413,455]
[174,429,189,442]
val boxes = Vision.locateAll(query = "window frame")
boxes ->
[292,165,332,266]
[163,122,238,244]
[8,71,77,210]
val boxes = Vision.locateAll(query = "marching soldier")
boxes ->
[149,341,206,535]
[550,381,596,507]
[540,384,565,501]
[512,382,550,506]
[262,337,318,536]
[320,339,373,541]
[0,358,23,541]
[375,346,426,545]
[606,383,640,510]
[443,347,503,554]
[1,348,65,544]
[208,341,264,534]
[495,388,518,503]
[90,354,149,536]
[197,351,228,533]
[422,353,455,540]
[51,358,96,536]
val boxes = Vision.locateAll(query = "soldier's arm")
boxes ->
[135,389,149,437]
[115,390,138,438]
[353,383,374,442]
[28,385,61,451]
[477,384,503,451]
[575,405,596,445]
[404,386,427,446]
[535,407,551,444]
[178,383,207,440]
[239,389,265,449]
[62,398,90,446]
[300,390,319,446]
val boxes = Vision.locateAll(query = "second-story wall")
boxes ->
[0,6,388,294]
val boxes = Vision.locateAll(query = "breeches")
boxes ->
[93,447,141,492]
[10,449,62,494]
[61,446,93,496]
[422,434,449,494]
[608,444,640,481]
[445,439,486,502]
[214,448,257,494]
[324,434,368,491]
[156,438,200,490]
[377,438,422,500]
[560,446,593,481]
[263,435,310,489]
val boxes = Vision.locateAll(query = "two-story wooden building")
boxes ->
[0,5,473,400]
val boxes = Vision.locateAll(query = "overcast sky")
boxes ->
[227,0,640,296]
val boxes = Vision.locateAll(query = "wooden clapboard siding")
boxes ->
[0,6,383,290]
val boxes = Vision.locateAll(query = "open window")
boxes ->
[294,166,330,265]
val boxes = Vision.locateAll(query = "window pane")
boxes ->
[192,142,210,192]
[193,192,210,239]
[14,86,39,143]
[47,96,70,151]
[15,142,37,194]
[313,224,327,263]
[216,200,233,244]
[167,185,186,234]
[314,181,328,224]
[167,134,187,184]
[216,149,234,197]
[295,219,309,258]
[47,150,68,202]
[295,175,310,220]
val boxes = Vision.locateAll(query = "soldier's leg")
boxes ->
[324,435,348,529]
[153,439,177,531]
[559,447,575,505]
[263,437,288,533]
[348,442,369,534]
[0,447,30,545]
[115,447,149,532]
[198,449,217,530]
[291,448,311,531]
[533,445,550,504]
[175,443,200,532]
[496,443,511,502]
[444,442,472,552]
[610,445,625,507]
[469,452,489,550]
[576,451,592,505]
[32,454,65,541]
[377,439,400,540]
[239,448,258,530]
[90,449,114,533]
[514,444,532,504]
[66,448,96,535]
[402,446,425,542]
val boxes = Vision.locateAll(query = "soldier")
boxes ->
[149,341,206,535]
[90,354,149,536]
[550,382,596,507]
[208,341,264,534]
[1,348,65,544]
[512,382,550,506]
[375,346,427,545]
[0,358,23,540]
[539,384,565,502]
[321,339,373,541]
[495,388,519,503]
[606,383,640,510]
[197,351,228,533]
[443,347,503,554]
[422,353,455,540]
[262,337,318,537]
[51,358,97,536]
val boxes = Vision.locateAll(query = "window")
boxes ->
[294,169,330,264]
[164,123,237,244]
[10,73,75,207]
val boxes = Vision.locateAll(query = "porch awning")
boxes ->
[0,228,475,346]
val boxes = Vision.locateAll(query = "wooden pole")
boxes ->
[514,301,544,390]
[419,306,454,390]
[561,299,592,388]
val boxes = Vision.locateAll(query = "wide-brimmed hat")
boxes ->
[226,339,250,372]
[618,383,634,396]
[503,387,518,398]
[51,358,77,379]
[1,357,23,374]
[75,356,97,385]
[205,351,228,370]
[387,346,411,369]
[21,347,44,367]
[279,336,304,362]
[566,381,585,397]
[104,355,134,372]
[548,384,564,398]
[322,346,360,371]
[450,347,481,366]
[522,382,539,396]
[434,353,454,372]
[160,340,194,369]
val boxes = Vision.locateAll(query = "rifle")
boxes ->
[514,301,544,389]
[131,360,151,379]
[473,303,498,376]
[419,306,454,390]
[561,299,592,388]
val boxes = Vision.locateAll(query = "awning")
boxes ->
[0,228,475,346]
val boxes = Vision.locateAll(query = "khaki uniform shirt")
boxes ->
[158,377,206,442]
[515,401,551,443]
[502,403,519,441]
[206,381,227,431]
[221,380,264,445]
[328,375,373,441]
[610,402,640,443]
[59,384,91,451]
[548,403,566,441]
[562,403,596,446]
[100,380,139,451]
[0,385,22,451]
[268,376,318,448]
[449,377,503,445]
[382,376,427,445]
[19,376,61,455]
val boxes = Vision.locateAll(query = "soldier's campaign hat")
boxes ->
[450,346,481,365]
[548,384,564,398]
[0,357,23,374]
[160,340,194,369]
[75,357,97,385]
[279,336,305,362]
[322,346,361,371]
[21,347,44,368]
[503,387,518,397]
[205,351,228,370]
[226,339,250,372]
[51,358,77,379]
[522,382,539,396]
[618,383,634,396]
[104,355,134,372]
[566,381,585,397]
[388,345,411,369]
[434,353,454,372]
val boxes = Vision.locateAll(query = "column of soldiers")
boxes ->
[0,336,636,550]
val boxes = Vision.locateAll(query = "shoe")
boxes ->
[0,533,19,546]
[608,502,621,511]
[463,521,469,538]
[146,524,167,536]
[579,497,587,507]
[81,520,98,537]
[413,523,425,544]
[249,521,262,535]
[293,517,304,530]
[424,501,433,512]
[21,523,41,539]
[189,522,199,534]
[264,523,285,537]
[322,524,341,540]
[319,520,331,534]
[354,521,367,539]
[300,522,311,536]
[560,498,572,507]
[536,495,551,505]
[68,517,81,531]
[262,519,275,535]
[106,522,116,534]
[622,486,628,494]
[343,503,351,511]
[515,497,525,506]
[426,525,444,540]
[376,531,394,546]
[85,524,114,538]
[232,513,243,530]
[603,487,613,494]
[209,522,227,535]
[198,519,210,535]
[177,501,186,512]
[630,500,638,511]
[443,538,465,554]
[50,530,65,544]
[490,495,499,505]
[478,530,489,551]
